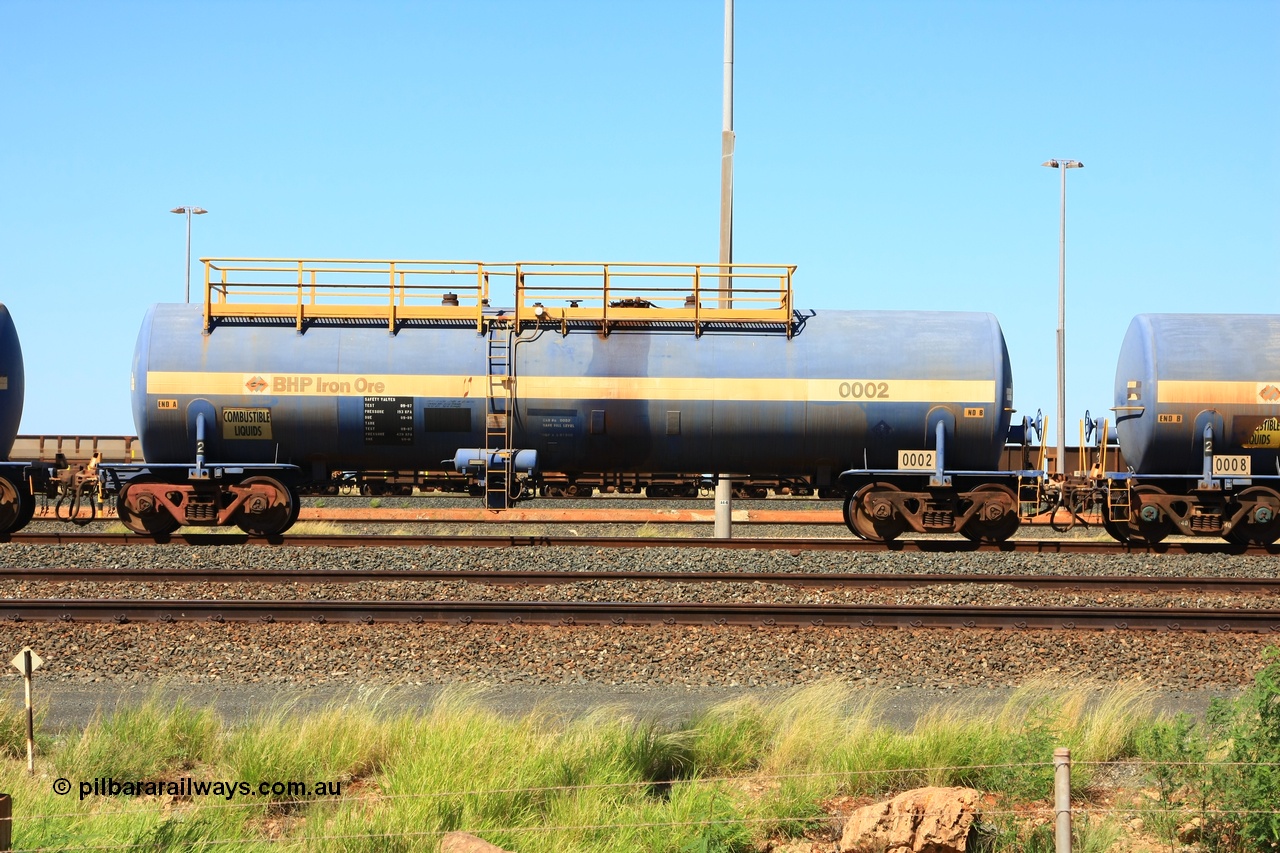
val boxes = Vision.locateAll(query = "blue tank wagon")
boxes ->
[0,303,37,534]
[113,258,1039,539]
[1100,313,1280,544]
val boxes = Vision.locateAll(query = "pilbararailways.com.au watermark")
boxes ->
[52,777,343,801]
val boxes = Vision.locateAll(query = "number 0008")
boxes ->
[1212,455,1252,476]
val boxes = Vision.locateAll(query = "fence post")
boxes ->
[1054,747,1071,853]
[0,792,12,851]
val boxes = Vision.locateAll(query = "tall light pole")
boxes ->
[714,0,735,538]
[1041,159,1082,477]
[170,205,207,303]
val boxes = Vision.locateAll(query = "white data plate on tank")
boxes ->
[1212,456,1252,477]
[898,450,936,471]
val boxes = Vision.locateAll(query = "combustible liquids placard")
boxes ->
[364,397,415,446]
[222,408,273,439]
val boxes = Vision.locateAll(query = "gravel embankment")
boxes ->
[0,541,1277,691]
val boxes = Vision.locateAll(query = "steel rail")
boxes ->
[2,598,1279,631]
[3,567,1279,593]
[4,531,1278,555]
[30,506,1109,527]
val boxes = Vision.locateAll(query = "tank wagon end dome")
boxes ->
[0,304,26,461]
[1114,313,1280,474]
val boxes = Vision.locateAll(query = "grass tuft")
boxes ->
[58,693,219,781]
[284,520,346,536]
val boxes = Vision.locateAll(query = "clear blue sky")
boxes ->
[2,0,1276,441]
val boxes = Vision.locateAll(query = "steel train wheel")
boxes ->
[235,476,297,537]
[116,477,182,536]
[0,475,31,535]
[1101,514,1131,543]
[1126,485,1175,545]
[843,483,907,542]
[1225,487,1280,546]
[958,484,1021,544]
[15,488,35,530]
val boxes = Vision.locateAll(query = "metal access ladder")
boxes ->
[484,320,514,508]
[1106,478,1131,523]
[1017,438,1050,518]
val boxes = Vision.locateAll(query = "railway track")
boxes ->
[4,567,1279,593]
[4,530,1278,554]
[29,505,1110,527]
[0,597,1277,631]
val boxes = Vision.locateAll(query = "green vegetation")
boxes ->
[1135,647,1280,852]
[2,673,1278,851]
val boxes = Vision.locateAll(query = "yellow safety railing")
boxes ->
[201,258,492,333]
[510,261,796,336]
[198,258,797,336]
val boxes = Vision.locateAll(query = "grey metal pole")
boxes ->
[718,0,734,311]
[184,208,193,304]
[1057,164,1066,476]
[1041,160,1081,476]
[714,0,734,539]
[172,205,207,303]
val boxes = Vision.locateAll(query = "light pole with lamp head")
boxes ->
[170,205,207,303]
[1040,159,1082,478]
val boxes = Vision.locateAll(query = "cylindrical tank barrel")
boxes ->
[0,304,25,461]
[132,305,1014,480]
[1113,314,1280,474]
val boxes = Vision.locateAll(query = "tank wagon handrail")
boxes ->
[512,261,796,337]
[10,435,141,464]
[198,258,797,338]
[201,258,494,334]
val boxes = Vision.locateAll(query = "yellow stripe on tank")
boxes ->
[144,371,996,404]
[1157,381,1280,406]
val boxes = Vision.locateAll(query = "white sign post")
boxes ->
[10,648,43,774]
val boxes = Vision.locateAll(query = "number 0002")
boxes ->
[898,450,936,470]
[839,381,889,399]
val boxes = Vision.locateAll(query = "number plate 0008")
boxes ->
[1212,455,1251,476]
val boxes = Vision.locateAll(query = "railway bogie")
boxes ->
[109,469,303,537]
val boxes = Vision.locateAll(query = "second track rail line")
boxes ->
[1,598,1278,632]
[4,531,1277,555]
[3,567,1279,594]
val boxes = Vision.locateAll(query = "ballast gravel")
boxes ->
[0,540,1277,691]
